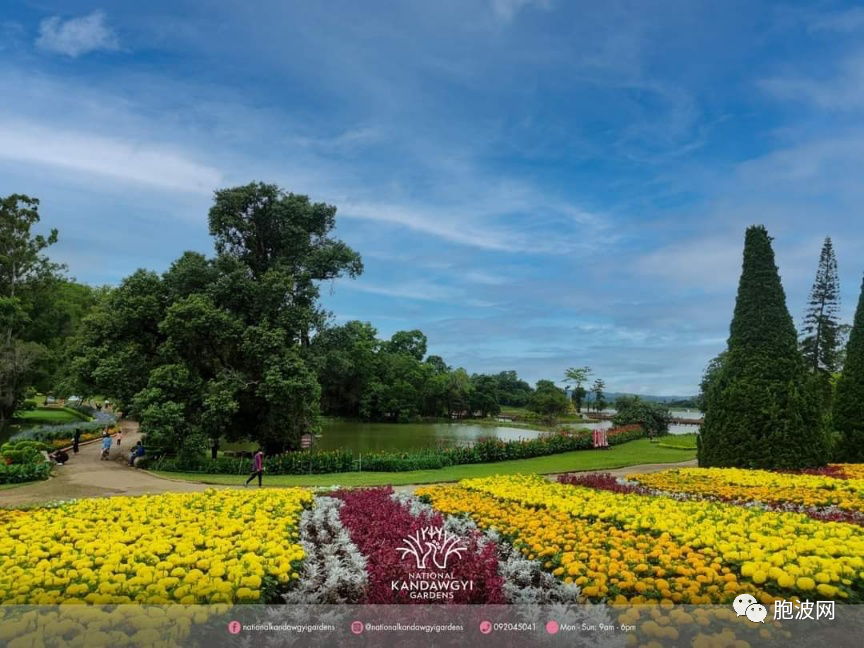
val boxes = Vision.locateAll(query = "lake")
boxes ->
[310,420,542,452]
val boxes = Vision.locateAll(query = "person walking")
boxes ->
[115,428,122,446]
[72,429,81,454]
[210,437,220,460]
[244,449,265,488]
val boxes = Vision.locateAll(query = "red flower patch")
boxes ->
[331,487,505,603]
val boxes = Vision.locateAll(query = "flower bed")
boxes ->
[419,475,864,603]
[0,489,311,604]
[330,487,505,603]
[627,466,864,513]
[281,496,368,604]
[417,483,772,604]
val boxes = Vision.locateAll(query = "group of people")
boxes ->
[49,422,144,467]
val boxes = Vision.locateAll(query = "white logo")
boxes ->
[733,594,768,623]
[746,604,768,623]
[397,526,467,569]
[733,594,758,617]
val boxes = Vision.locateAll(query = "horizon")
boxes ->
[3,1,864,394]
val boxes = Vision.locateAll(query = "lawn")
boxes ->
[152,438,695,487]
[13,408,81,425]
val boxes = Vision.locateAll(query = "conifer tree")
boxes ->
[699,226,828,468]
[833,274,864,462]
[800,237,841,380]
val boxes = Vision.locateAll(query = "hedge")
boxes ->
[0,440,52,484]
[0,462,52,484]
[154,425,645,475]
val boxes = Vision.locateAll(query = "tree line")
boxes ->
[699,229,864,467]
[1,186,601,457]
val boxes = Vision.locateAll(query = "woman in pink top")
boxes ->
[244,449,265,488]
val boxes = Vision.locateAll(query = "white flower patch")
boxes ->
[281,496,368,604]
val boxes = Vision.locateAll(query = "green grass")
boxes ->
[657,433,698,450]
[151,438,695,488]
[14,408,81,425]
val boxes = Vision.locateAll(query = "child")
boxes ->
[115,428,122,445]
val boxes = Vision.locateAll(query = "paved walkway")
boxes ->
[1,422,696,507]
[0,421,218,508]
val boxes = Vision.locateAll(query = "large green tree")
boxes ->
[528,379,569,422]
[0,194,65,422]
[699,226,828,469]
[71,183,362,455]
[833,274,864,462]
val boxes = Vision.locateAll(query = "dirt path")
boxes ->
[1,423,696,507]
[0,421,220,508]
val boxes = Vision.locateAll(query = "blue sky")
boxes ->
[2,1,863,395]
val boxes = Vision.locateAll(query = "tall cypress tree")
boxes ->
[833,274,864,462]
[800,237,841,378]
[699,226,828,469]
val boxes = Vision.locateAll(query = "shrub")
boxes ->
[18,400,38,412]
[0,462,52,484]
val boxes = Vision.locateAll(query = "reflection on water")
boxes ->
[314,421,543,452]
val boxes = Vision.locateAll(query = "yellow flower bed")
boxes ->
[838,464,864,480]
[419,484,773,604]
[420,475,864,602]
[0,488,312,605]
[627,466,864,512]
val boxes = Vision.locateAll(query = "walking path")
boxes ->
[0,421,696,507]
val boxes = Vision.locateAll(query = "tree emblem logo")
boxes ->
[397,526,466,569]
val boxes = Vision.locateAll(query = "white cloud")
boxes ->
[807,7,864,33]
[491,0,550,22]
[36,11,119,58]
[0,120,222,193]
[759,50,864,111]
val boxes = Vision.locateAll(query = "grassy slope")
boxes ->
[13,408,81,425]
[152,438,695,487]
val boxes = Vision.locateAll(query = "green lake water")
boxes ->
[311,420,542,452]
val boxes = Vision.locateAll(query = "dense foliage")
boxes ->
[527,380,570,421]
[612,396,672,438]
[699,226,828,469]
[0,440,52,483]
[70,184,362,456]
[0,194,98,423]
[834,274,864,462]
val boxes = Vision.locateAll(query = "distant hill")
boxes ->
[584,392,699,406]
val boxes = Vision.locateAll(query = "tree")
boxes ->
[833,274,864,462]
[383,330,427,361]
[71,183,363,455]
[835,323,853,372]
[591,378,606,412]
[800,237,841,405]
[699,226,828,469]
[697,351,727,413]
[612,396,671,438]
[494,371,533,407]
[470,374,501,418]
[528,379,569,422]
[564,366,591,412]
[0,194,63,422]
